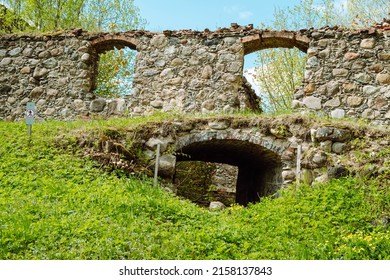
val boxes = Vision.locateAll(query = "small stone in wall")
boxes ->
[170,58,183,66]
[362,109,380,119]
[150,100,163,108]
[44,108,56,116]
[33,67,48,79]
[332,68,348,77]
[369,63,384,73]
[332,142,347,154]
[344,52,360,60]
[1,57,12,66]
[20,66,31,74]
[304,83,316,95]
[9,47,22,56]
[30,87,45,98]
[376,73,390,85]
[354,73,373,84]
[347,96,364,107]
[158,155,176,178]
[303,96,321,109]
[363,85,379,95]
[201,65,213,79]
[360,38,376,49]
[331,108,345,119]
[90,98,106,112]
[323,97,340,107]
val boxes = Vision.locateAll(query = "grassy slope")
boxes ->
[0,117,389,260]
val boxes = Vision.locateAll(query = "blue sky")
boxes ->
[134,0,301,69]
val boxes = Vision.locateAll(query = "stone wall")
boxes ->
[0,33,95,121]
[294,23,390,125]
[1,22,390,124]
[129,33,253,115]
[0,26,264,121]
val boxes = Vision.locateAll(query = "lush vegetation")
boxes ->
[0,117,389,260]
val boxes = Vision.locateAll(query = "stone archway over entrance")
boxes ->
[175,138,282,206]
[91,34,139,53]
[241,30,309,54]
[89,34,139,94]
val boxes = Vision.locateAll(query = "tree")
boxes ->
[254,0,389,113]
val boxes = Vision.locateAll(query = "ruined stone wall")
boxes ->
[128,33,251,115]
[1,23,390,124]
[0,33,96,121]
[294,24,390,125]
[0,27,261,121]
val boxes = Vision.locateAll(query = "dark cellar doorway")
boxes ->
[174,139,282,206]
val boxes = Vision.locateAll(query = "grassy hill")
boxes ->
[0,116,389,259]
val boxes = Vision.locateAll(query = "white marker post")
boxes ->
[25,102,36,137]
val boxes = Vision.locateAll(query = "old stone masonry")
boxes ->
[0,21,389,124]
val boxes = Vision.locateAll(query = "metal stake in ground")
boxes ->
[26,102,36,137]
[153,143,161,187]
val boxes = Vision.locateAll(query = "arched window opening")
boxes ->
[241,32,309,113]
[91,36,138,97]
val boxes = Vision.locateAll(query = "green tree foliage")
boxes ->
[255,0,389,113]
[0,1,31,33]
[1,0,146,97]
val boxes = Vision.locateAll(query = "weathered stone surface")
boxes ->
[158,155,176,178]
[303,96,321,109]
[328,165,349,179]
[376,73,390,85]
[315,127,351,142]
[150,35,168,48]
[150,100,163,108]
[369,63,384,73]
[304,83,316,94]
[33,67,49,79]
[170,58,184,66]
[44,108,56,116]
[201,65,213,79]
[332,68,348,77]
[331,109,345,118]
[360,38,375,49]
[324,97,340,107]
[363,85,379,95]
[378,52,390,61]
[145,137,173,153]
[209,121,229,130]
[20,66,31,74]
[30,87,45,98]
[0,57,12,65]
[347,96,364,107]
[344,52,360,60]
[90,99,106,112]
[9,47,22,56]
[332,142,347,154]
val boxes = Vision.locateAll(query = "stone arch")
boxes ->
[89,34,139,93]
[91,34,139,54]
[241,31,310,55]
[174,130,285,206]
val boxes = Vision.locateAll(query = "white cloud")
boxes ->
[224,5,253,20]
[239,11,253,20]
[223,5,239,14]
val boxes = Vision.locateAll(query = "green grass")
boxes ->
[0,119,389,259]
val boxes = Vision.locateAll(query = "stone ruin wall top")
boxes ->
[0,22,389,124]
